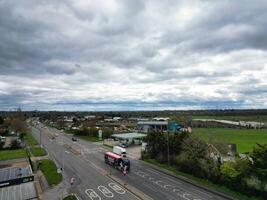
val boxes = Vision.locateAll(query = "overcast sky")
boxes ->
[0,0,267,111]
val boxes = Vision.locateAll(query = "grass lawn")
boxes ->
[63,195,77,200]
[0,149,27,161]
[25,132,38,146]
[38,159,62,187]
[76,135,102,142]
[193,128,267,153]
[31,147,47,157]
[192,115,267,123]
[145,159,263,200]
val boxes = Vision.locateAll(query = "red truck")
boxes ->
[104,151,130,172]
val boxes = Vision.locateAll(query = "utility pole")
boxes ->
[61,136,65,199]
[39,128,42,147]
[167,131,170,165]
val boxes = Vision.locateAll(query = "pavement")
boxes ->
[30,122,234,200]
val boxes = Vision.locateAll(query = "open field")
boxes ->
[0,149,27,161]
[25,132,38,146]
[192,115,267,123]
[37,159,62,186]
[193,128,267,153]
[31,147,47,157]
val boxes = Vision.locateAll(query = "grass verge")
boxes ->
[0,149,27,161]
[145,159,263,200]
[192,128,267,153]
[63,195,78,200]
[25,132,38,146]
[37,159,62,187]
[31,147,47,157]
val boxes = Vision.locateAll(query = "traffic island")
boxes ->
[63,194,78,200]
[36,159,63,187]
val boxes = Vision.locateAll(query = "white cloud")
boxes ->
[0,0,267,110]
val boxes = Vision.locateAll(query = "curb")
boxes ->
[140,160,238,200]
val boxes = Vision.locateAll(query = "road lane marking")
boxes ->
[108,183,126,194]
[98,186,114,198]
[85,189,101,200]
[190,188,212,198]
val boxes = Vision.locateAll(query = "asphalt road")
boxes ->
[30,122,230,200]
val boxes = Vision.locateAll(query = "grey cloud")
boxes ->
[0,0,267,110]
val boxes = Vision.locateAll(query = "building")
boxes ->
[0,166,34,188]
[137,120,179,133]
[0,182,38,200]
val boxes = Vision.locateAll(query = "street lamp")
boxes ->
[39,128,42,147]
[167,131,170,166]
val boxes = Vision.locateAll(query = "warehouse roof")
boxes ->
[0,182,37,200]
[0,166,33,183]
[112,133,146,140]
[137,121,168,125]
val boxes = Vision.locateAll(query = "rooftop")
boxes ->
[0,166,33,183]
[112,132,147,140]
[137,121,168,125]
[0,182,37,200]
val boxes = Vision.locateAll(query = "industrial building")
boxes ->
[0,182,37,200]
[137,120,180,133]
[0,166,34,188]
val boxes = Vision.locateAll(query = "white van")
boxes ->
[113,146,127,157]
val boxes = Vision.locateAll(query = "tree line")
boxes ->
[142,131,267,199]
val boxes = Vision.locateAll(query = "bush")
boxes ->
[10,139,21,149]
[102,128,113,139]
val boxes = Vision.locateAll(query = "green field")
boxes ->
[38,159,62,187]
[193,128,267,153]
[25,132,38,146]
[0,149,27,161]
[31,147,47,157]
[192,115,267,123]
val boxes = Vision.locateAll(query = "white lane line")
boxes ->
[154,180,165,187]
[183,193,203,200]
[85,189,101,200]
[145,168,183,185]
[190,188,213,198]
[98,186,114,198]
[108,182,126,194]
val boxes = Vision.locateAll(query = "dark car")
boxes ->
[72,137,78,142]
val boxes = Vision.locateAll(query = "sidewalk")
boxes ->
[43,182,67,200]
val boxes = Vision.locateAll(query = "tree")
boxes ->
[0,116,4,125]
[102,128,113,139]
[250,143,267,180]
[10,118,27,133]
[175,135,215,178]
[10,139,21,149]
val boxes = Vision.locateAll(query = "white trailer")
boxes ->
[113,146,126,157]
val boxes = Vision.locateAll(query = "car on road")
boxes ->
[118,142,128,148]
[72,137,78,142]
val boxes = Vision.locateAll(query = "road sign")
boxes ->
[98,130,102,140]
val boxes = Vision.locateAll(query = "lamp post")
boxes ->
[61,135,65,199]
[39,128,42,147]
[167,131,170,166]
